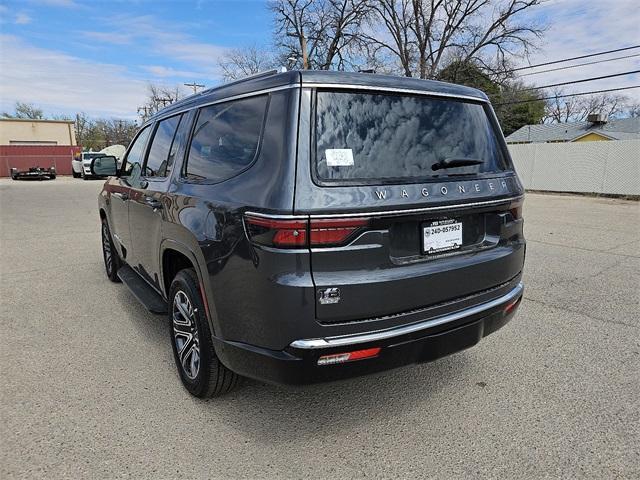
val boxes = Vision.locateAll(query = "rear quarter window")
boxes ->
[315,91,508,185]
[185,95,269,182]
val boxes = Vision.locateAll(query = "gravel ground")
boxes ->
[1,177,638,479]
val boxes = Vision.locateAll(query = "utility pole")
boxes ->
[184,82,205,94]
[137,105,152,122]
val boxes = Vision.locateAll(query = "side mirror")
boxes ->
[91,155,118,177]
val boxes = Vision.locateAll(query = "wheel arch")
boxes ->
[160,239,219,337]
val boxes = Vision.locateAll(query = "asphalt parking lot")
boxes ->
[1,176,638,478]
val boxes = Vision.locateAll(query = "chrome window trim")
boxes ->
[245,196,522,221]
[302,83,488,103]
[147,84,299,125]
[290,283,524,349]
[147,82,487,126]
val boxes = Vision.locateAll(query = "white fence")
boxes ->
[508,139,640,195]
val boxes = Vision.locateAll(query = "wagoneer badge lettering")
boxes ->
[374,179,511,201]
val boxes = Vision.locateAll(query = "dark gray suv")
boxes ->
[94,70,525,397]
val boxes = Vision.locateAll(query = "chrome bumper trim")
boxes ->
[290,283,524,349]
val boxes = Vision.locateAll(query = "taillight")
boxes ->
[509,200,523,220]
[245,215,370,248]
[309,218,369,247]
[244,216,308,247]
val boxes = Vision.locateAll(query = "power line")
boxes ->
[504,45,640,73]
[520,69,640,92]
[520,53,640,77]
[494,85,640,106]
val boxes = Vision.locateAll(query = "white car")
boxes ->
[72,152,106,179]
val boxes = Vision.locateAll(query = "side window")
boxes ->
[185,95,268,181]
[143,114,183,178]
[123,125,152,178]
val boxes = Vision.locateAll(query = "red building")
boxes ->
[0,118,81,177]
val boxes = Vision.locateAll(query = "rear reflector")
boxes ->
[504,296,521,314]
[317,347,381,366]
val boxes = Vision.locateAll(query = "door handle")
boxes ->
[144,197,163,209]
[112,192,129,201]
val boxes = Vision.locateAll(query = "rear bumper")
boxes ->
[213,282,523,385]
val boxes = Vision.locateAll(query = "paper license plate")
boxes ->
[423,220,462,254]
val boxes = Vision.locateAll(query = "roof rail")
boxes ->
[149,69,287,121]
[199,69,282,96]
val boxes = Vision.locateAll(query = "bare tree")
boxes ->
[2,101,44,119]
[139,84,186,122]
[543,88,632,123]
[270,0,371,70]
[73,112,92,147]
[362,0,545,79]
[219,45,278,81]
[627,103,640,118]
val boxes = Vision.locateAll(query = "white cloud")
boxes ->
[97,15,227,77]
[518,0,640,103]
[142,65,203,79]
[15,13,33,25]
[81,31,133,45]
[0,34,147,118]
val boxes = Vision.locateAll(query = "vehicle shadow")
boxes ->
[114,286,470,444]
[211,352,470,444]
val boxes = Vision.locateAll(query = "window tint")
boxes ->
[185,95,268,181]
[315,91,508,184]
[144,114,183,177]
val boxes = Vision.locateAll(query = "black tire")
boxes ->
[50,175,56,180]
[72,171,80,178]
[169,268,240,398]
[101,218,121,282]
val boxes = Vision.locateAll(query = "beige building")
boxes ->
[0,118,76,146]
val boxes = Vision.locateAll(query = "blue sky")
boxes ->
[1,0,638,119]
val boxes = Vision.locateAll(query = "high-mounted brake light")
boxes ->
[317,347,381,366]
[244,215,370,248]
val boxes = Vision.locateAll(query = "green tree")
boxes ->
[494,86,545,135]
[437,60,545,136]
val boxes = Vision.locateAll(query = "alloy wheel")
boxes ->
[172,291,200,380]
[101,222,113,276]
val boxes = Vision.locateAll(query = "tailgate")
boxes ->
[311,200,525,323]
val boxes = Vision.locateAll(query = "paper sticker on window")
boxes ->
[326,149,354,167]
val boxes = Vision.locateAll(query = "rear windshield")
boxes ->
[315,91,508,184]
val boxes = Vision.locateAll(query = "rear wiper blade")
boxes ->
[431,158,483,171]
